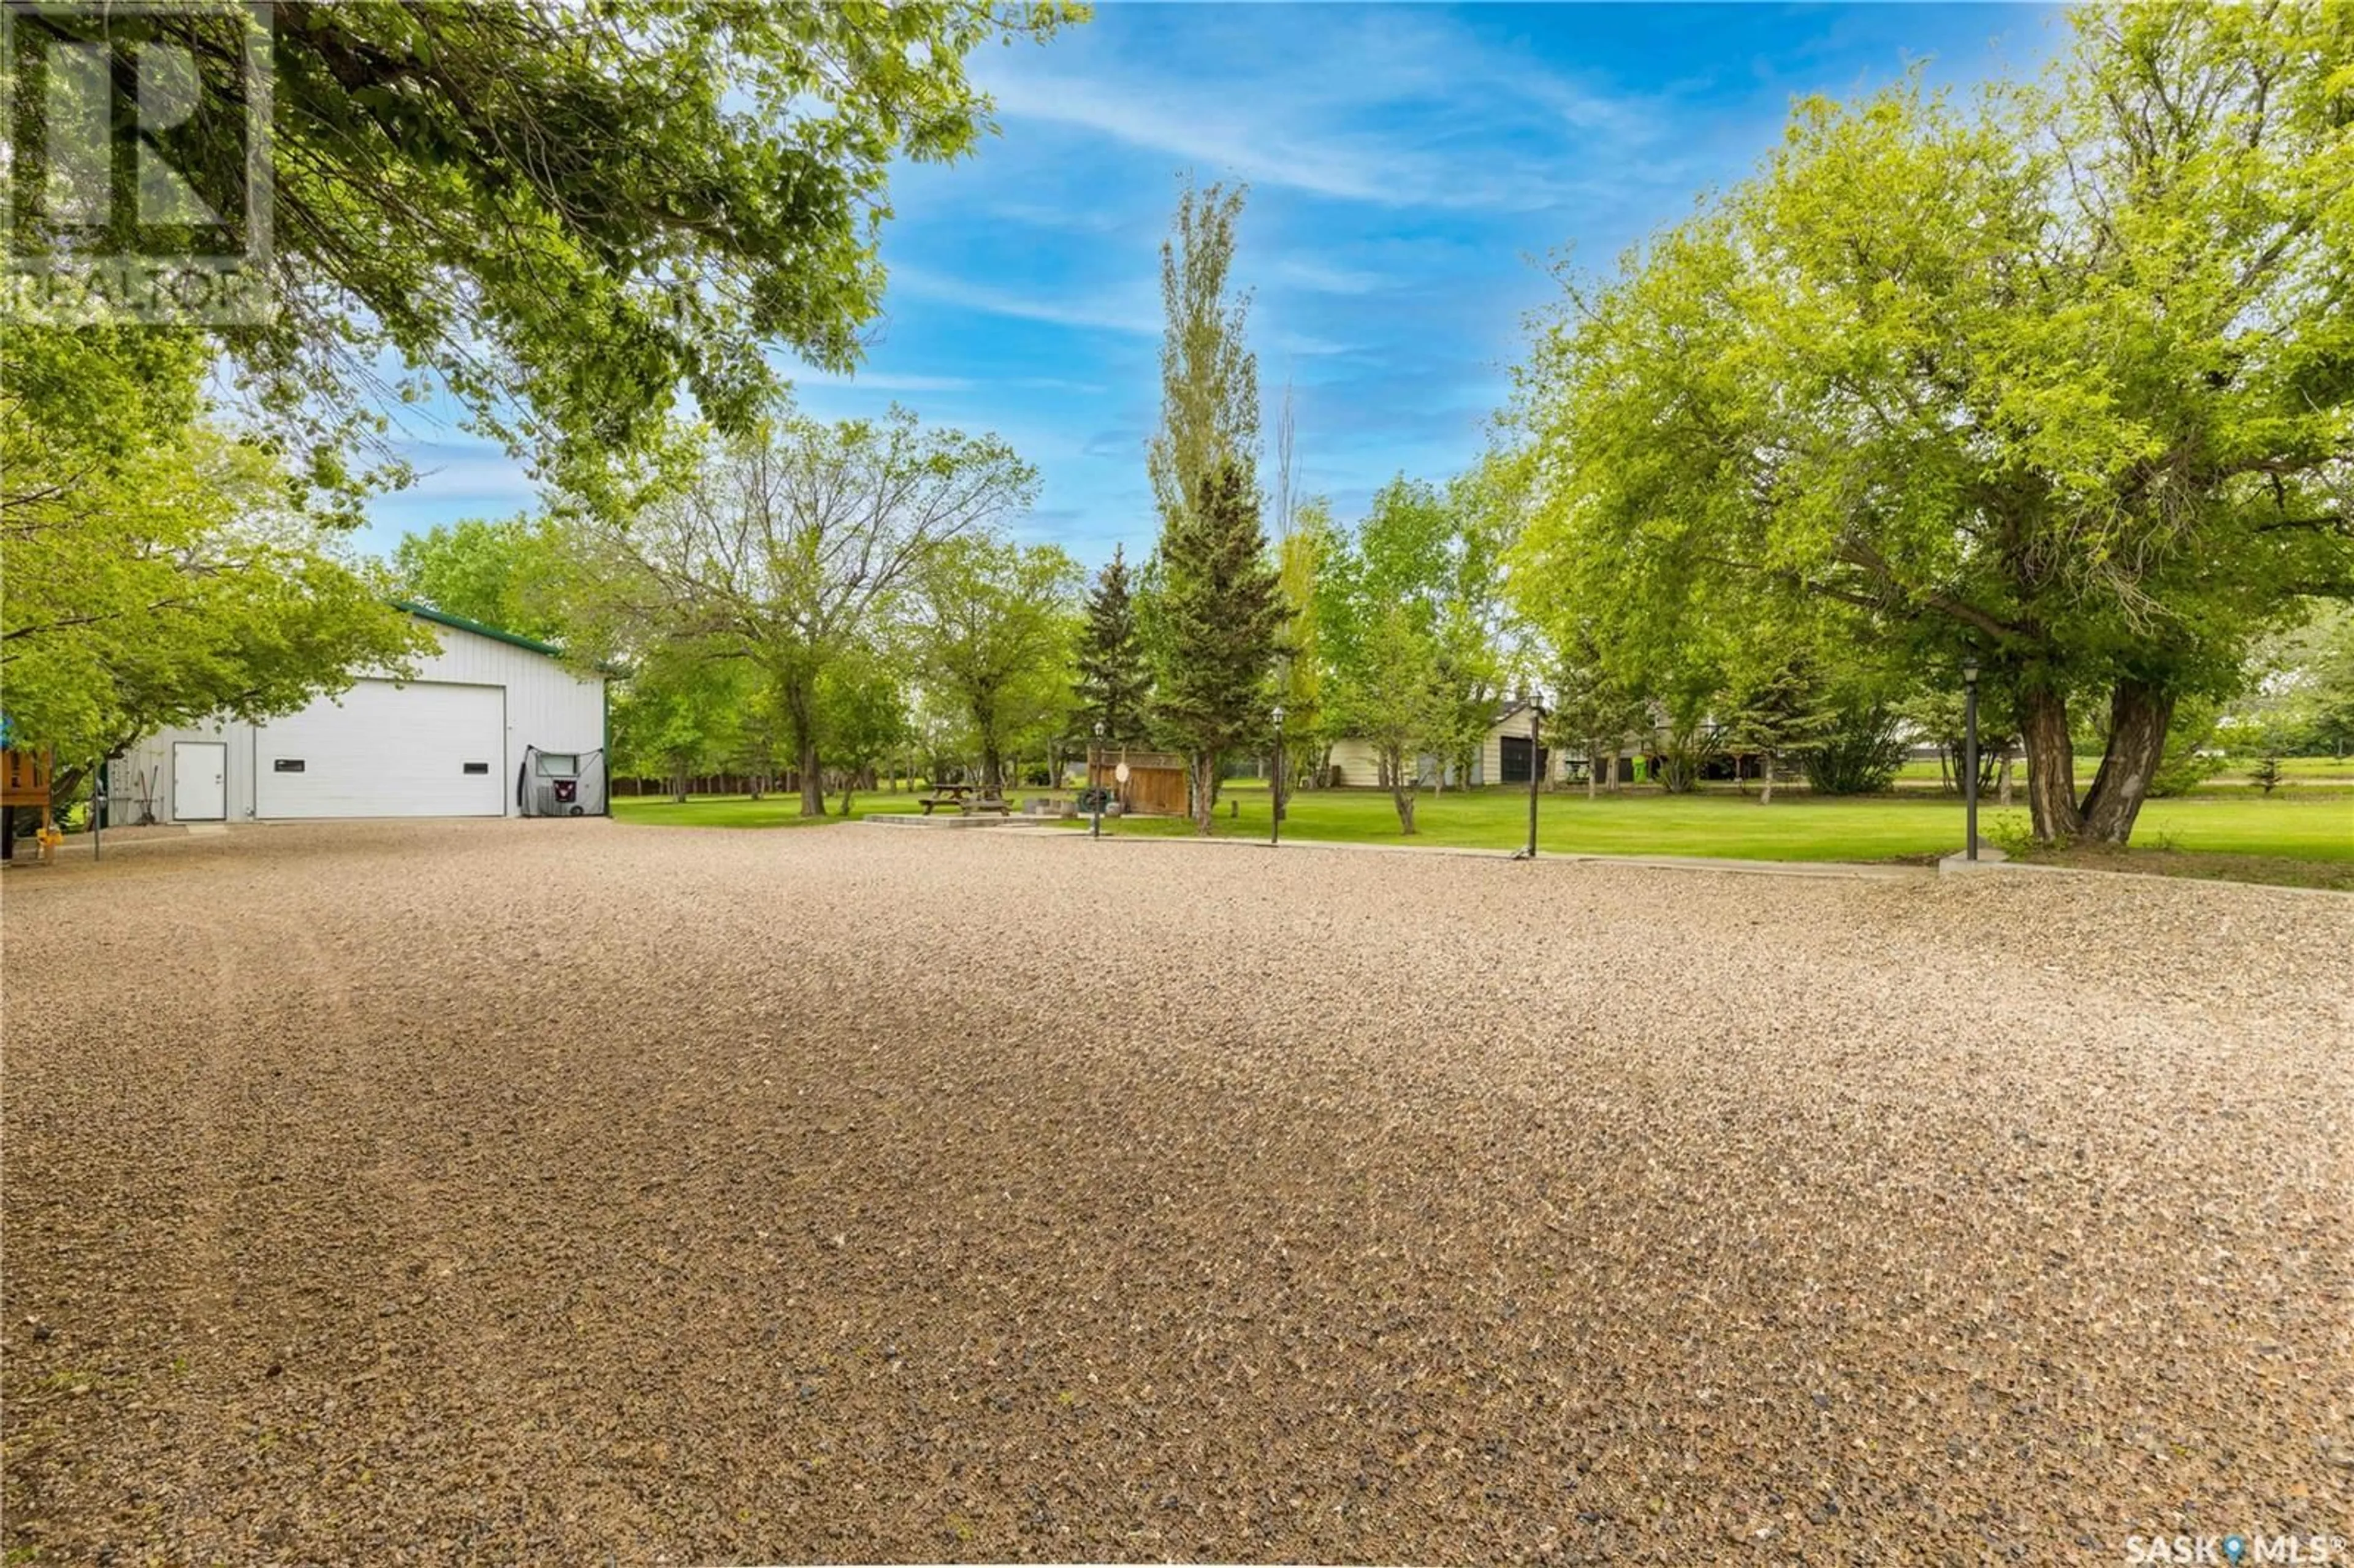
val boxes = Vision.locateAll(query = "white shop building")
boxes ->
[1325,702,1572,789]
[109,603,606,825]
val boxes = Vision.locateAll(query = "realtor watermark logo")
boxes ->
[2,0,273,324]
[2126,1531,2344,1564]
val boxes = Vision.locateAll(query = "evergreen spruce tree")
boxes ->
[1723,658,1836,805]
[1074,546,1151,745]
[1156,460,1284,832]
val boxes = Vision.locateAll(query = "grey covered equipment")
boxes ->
[517,745,608,816]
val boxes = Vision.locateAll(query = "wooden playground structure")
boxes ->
[2,747,61,864]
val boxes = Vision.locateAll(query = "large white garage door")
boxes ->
[254,680,506,818]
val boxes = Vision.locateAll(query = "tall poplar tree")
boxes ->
[1144,178,1280,831]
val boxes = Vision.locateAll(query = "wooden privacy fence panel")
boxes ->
[1089,752,1190,816]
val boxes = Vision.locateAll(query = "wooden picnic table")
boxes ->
[917,783,972,815]
[916,783,1011,817]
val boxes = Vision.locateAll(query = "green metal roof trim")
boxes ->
[389,598,568,659]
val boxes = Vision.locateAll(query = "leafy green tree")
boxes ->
[1124,549,1176,747]
[2245,604,2354,758]
[817,650,912,815]
[2145,699,2231,799]
[608,645,748,801]
[576,405,1037,816]
[911,536,1080,795]
[1309,511,1368,721]
[1899,682,2019,797]
[1354,478,1453,627]
[727,677,796,799]
[1651,679,1722,796]
[910,687,973,786]
[1273,503,1331,791]
[1545,633,1650,799]
[1511,7,2353,845]
[1346,607,1449,834]
[8,2,1077,475]
[391,515,568,641]
[1154,462,1284,831]
[1721,659,1834,805]
[1800,696,1911,797]
[1332,471,1514,790]
[1,327,425,780]
[2299,618,2354,760]
[1073,545,1151,745]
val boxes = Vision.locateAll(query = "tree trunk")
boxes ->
[1392,782,1416,834]
[1759,748,1775,805]
[796,734,823,816]
[1997,750,2013,808]
[1586,747,1599,801]
[981,742,1004,796]
[782,670,823,816]
[839,781,856,816]
[2079,677,2174,845]
[2017,680,2081,843]
[1192,749,1218,834]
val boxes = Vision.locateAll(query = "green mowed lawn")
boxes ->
[615,784,2353,863]
[609,792,917,829]
[1890,756,2354,787]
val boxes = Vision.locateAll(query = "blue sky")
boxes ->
[364,2,2062,569]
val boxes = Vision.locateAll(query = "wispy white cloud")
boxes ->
[982,199,1137,237]
[988,72,1423,206]
[1268,329,1357,359]
[1271,257,1389,296]
[886,263,1159,335]
[977,9,1684,215]
[790,367,978,394]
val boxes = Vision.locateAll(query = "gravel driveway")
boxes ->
[4,820,2350,1564]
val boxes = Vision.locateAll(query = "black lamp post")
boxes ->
[1269,704,1285,847]
[1091,718,1106,839]
[1514,690,1544,861]
[1962,658,1981,862]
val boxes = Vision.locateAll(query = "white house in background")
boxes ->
[109,602,606,826]
[1324,702,1571,788]
[1472,702,1571,787]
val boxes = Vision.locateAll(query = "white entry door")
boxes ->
[172,741,227,821]
[254,680,506,818]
